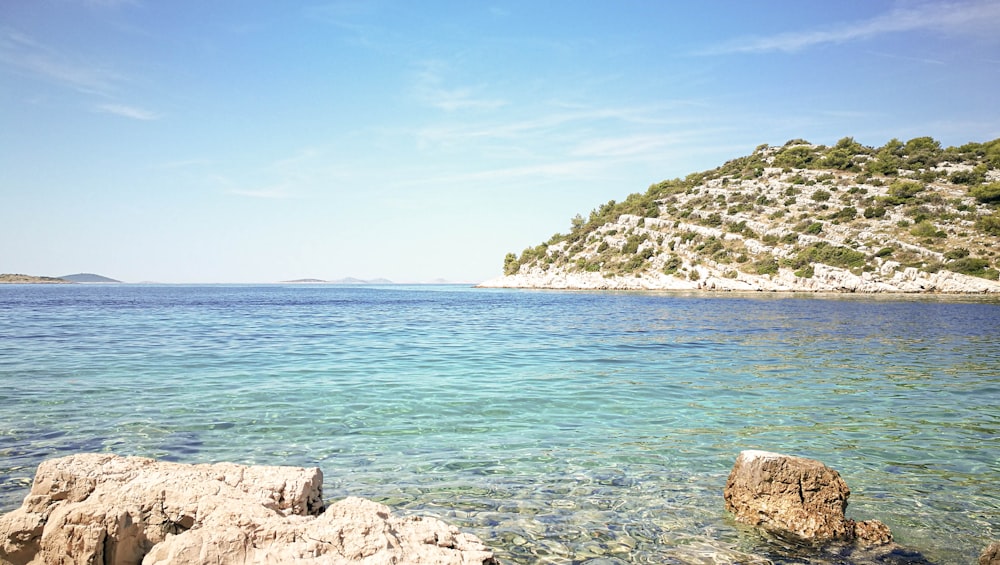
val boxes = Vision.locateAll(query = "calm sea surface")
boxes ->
[0,284,997,564]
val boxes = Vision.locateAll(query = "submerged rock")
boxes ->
[981,542,1000,565]
[724,450,891,545]
[0,453,497,565]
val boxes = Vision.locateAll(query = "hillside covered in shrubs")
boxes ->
[485,137,1000,293]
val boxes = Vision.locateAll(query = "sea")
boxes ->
[0,284,997,564]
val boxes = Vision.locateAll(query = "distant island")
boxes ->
[482,136,1000,293]
[60,273,121,283]
[0,274,72,284]
[281,277,395,284]
[0,273,121,284]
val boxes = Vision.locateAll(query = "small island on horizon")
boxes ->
[281,277,396,284]
[0,273,122,284]
[0,274,73,284]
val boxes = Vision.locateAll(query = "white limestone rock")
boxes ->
[0,454,497,565]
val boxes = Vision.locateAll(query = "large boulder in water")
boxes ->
[0,453,497,565]
[724,450,892,545]
[981,542,1000,565]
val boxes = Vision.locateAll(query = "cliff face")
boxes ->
[483,138,1000,293]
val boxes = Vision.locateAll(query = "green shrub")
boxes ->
[976,214,1000,235]
[503,253,520,275]
[922,261,944,274]
[863,205,887,219]
[949,164,987,185]
[910,221,945,238]
[804,222,823,235]
[885,180,925,205]
[970,182,1000,204]
[775,146,817,169]
[794,264,815,278]
[754,258,779,275]
[621,232,650,255]
[943,257,998,279]
[662,255,682,275]
[789,242,866,270]
[622,255,647,272]
[830,206,857,222]
[812,189,832,202]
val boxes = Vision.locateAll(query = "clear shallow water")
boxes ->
[0,284,997,564]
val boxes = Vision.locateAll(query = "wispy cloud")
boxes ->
[2,30,161,120]
[212,172,297,200]
[701,1,1000,54]
[95,103,159,120]
[412,61,507,111]
[392,160,607,190]
[0,30,122,95]
[415,103,698,148]
[302,2,388,50]
[214,148,338,199]
[570,134,679,159]
[867,50,946,66]
[226,185,295,199]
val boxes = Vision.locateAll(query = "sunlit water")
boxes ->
[0,284,997,564]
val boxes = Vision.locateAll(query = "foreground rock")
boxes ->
[0,453,497,565]
[724,450,892,545]
[982,542,1000,565]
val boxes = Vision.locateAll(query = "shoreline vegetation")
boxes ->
[483,136,1000,294]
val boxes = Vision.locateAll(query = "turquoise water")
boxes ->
[0,284,997,564]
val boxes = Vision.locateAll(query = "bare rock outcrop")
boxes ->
[724,450,891,545]
[0,453,497,565]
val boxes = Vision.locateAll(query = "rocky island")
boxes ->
[0,274,72,284]
[482,137,1000,293]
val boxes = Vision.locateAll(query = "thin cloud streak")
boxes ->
[96,103,159,120]
[701,1,1000,54]
[416,103,703,148]
[412,61,507,112]
[0,30,122,95]
[226,186,296,199]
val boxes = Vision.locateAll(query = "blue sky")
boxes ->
[2,1,999,283]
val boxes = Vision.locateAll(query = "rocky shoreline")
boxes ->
[477,264,1000,293]
[2,453,997,564]
[0,454,497,565]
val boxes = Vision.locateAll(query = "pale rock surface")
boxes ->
[0,453,497,565]
[479,266,1000,293]
[724,450,891,545]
